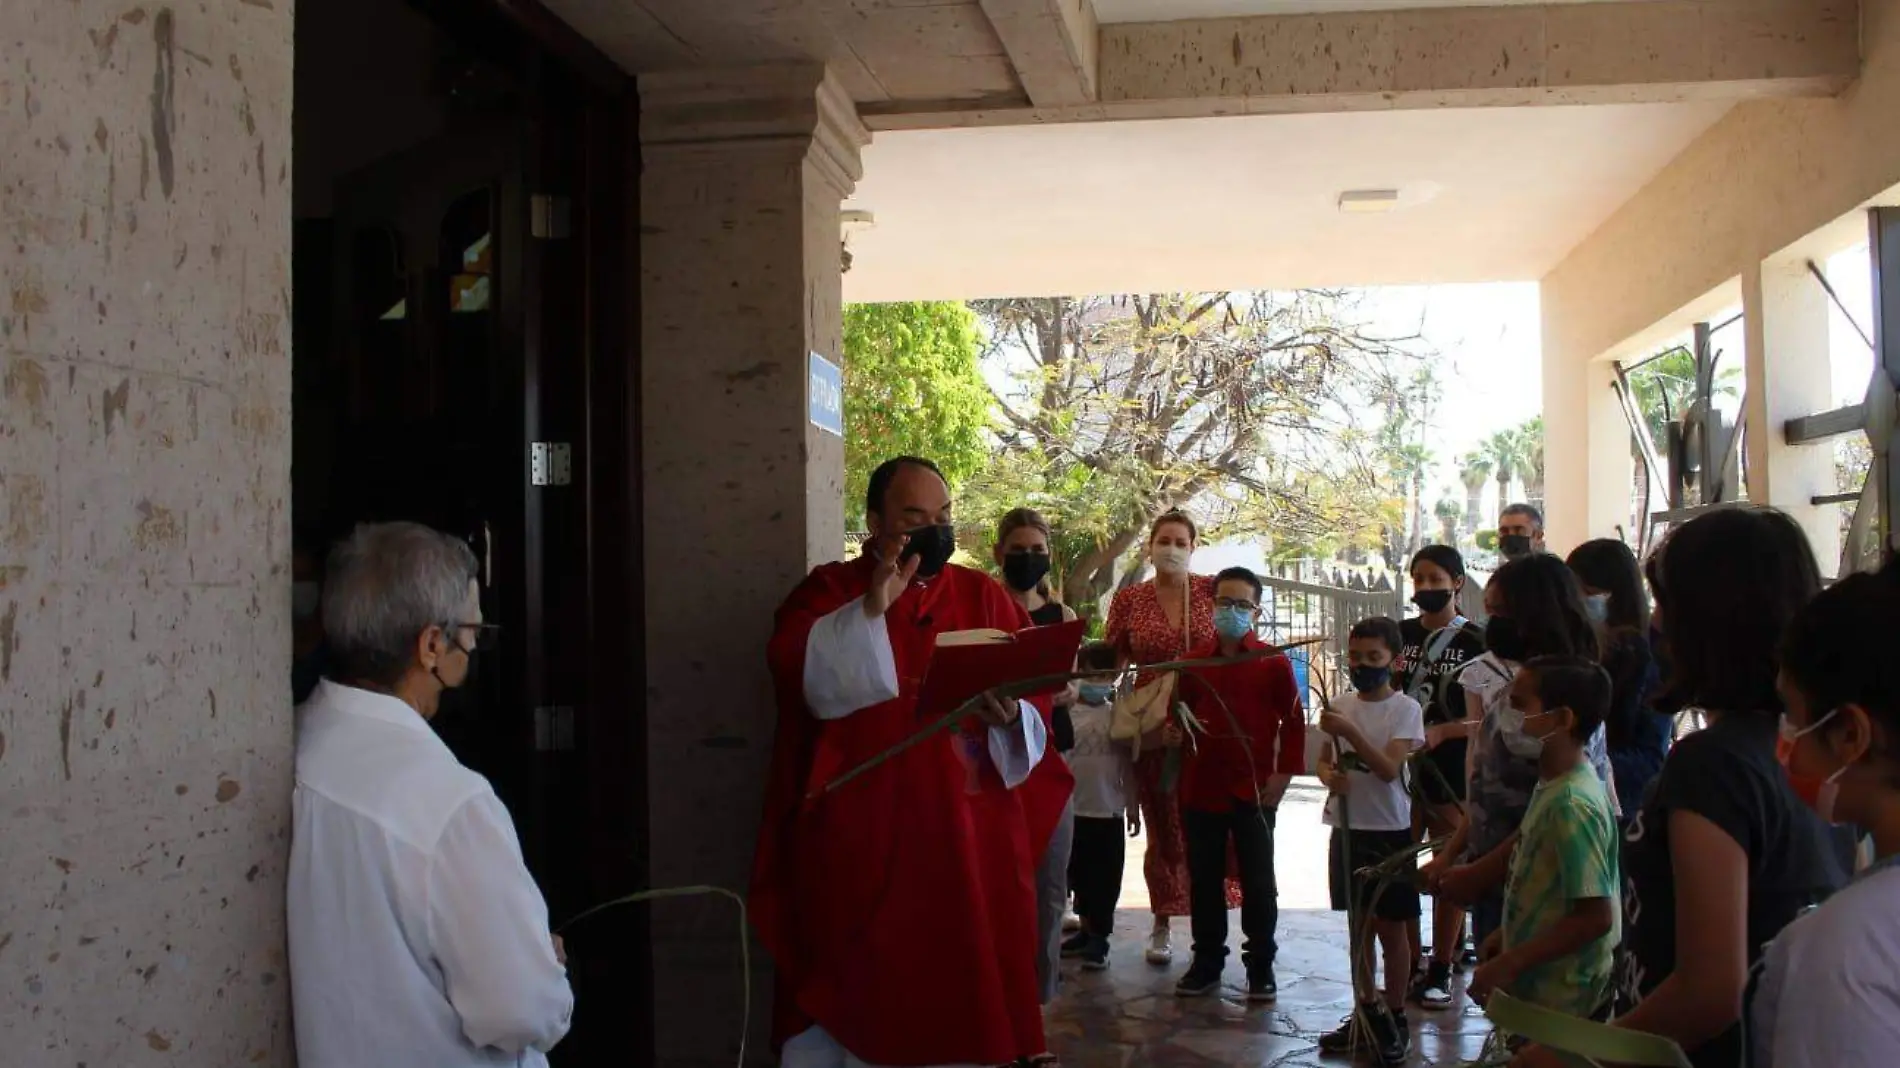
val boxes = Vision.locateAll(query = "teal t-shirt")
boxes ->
[1502,761,1621,1017]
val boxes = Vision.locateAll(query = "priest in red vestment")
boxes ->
[752,457,1074,1068]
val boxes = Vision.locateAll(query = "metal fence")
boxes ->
[1258,573,1405,717]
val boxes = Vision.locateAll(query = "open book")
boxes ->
[915,618,1087,723]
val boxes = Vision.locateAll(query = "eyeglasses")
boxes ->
[1213,597,1259,612]
[446,622,501,653]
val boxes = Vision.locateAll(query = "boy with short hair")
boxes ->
[1316,616,1425,1065]
[1468,655,1620,1023]
[1165,566,1305,1002]
[1061,640,1139,970]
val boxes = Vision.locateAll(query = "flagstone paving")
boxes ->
[1044,785,1495,1067]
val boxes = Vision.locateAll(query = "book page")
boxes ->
[934,628,1013,647]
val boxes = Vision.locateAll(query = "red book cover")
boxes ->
[915,618,1087,724]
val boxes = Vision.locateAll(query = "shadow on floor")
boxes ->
[1044,908,1494,1067]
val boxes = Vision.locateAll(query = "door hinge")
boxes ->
[534,706,576,752]
[530,442,572,487]
[530,195,572,240]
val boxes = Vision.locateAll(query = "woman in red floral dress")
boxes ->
[1106,511,1243,965]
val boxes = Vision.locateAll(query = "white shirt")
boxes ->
[289,682,573,1068]
[1753,863,1900,1068]
[1067,701,1130,819]
[1322,691,1425,832]
[785,596,1046,1068]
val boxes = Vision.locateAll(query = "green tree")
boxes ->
[1459,453,1494,534]
[1434,497,1463,546]
[1517,415,1546,511]
[1485,428,1527,522]
[1627,345,1742,454]
[842,302,992,523]
[970,292,1420,609]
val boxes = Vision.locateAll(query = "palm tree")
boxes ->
[1434,497,1463,546]
[1518,416,1546,511]
[1392,444,1434,555]
[1459,453,1495,535]
[1485,429,1527,523]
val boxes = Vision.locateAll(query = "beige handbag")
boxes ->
[1108,578,1191,756]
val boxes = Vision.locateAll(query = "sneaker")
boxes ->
[1145,926,1173,966]
[1317,1003,1409,1064]
[1079,936,1109,971]
[1174,958,1223,997]
[1246,969,1278,1004]
[1316,1011,1364,1056]
[1060,931,1093,958]
[1061,911,1082,934]
[1414,962,1455,1010]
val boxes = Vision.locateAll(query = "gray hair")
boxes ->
[1501,502,1544,530]
[322,522,479,686]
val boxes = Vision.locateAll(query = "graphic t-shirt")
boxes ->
[1396,616,1485,797]
[1321,691,1425,832]
[1503,762,1620,1017]
[1618,712,1845,1068]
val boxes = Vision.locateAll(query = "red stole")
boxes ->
[750,557,1073,1065]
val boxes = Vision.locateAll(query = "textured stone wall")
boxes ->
[1,2,294,1064]
[638,66,864,1066]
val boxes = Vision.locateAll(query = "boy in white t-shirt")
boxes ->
[1315,616,1426,1065]
[1059,640,1138,970]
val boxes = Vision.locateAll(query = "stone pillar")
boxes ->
[1,1,293,1062]
[638,65,866,1066]
[1743,259,1841,566]
[1542,347,1631,553]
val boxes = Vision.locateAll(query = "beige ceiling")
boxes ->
[841,100,1732,301]
[1093,0,1644,21]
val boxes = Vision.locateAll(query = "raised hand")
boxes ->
[863,545,922,618]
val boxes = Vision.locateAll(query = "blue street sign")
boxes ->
[809,351,844,437]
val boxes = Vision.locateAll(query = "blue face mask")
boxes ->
[1077,682,1115,706]
[1213,605,1254,641]
[1350,664,1392,694]
[1584,593,1610,623]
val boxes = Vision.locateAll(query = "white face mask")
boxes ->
[1152,546,1191,574]
[1498,706,1556,760]
[1781,708,1851,824]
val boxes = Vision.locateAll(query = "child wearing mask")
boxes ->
[1751,560,1900,1068]
[1061,640,1140,970]
[1315,617,1425,1065]
[1468,656,1620,1031]
[1423,554,1614,956]
[1162,567,1304,1002]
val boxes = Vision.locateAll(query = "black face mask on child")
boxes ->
[1485,615,1529,662]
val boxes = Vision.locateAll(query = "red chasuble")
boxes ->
[750,556,1074,1066]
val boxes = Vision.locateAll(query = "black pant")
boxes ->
[1068,816,1125,938]
[1184,804,1278,973]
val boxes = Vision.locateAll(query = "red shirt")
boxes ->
[1177,634,1305,813]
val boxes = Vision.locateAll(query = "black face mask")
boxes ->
[1001,551,1051,592]
[898,524,959,577]
[1485,614,1529,662]
[1499,533,1534,560]
[432,638,480,718]
[1412,589,1454,615]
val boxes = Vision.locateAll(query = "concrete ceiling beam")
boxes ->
[978,0,1101,106]
[864,0,1859,131]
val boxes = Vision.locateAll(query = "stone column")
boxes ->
[1,1,293,1062]
[1743,258,1841,566]
[638,64,867,1066]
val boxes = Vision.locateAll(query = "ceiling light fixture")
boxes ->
[1338,189,1402,214]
